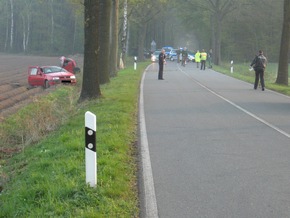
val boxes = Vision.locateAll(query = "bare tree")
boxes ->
[276,0,290,86]
[79,0,101,102]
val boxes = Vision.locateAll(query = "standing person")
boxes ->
[208,48,213,68]
[60,56,66,67]
[158,49,166,80]
[200,49,207,70]
[250,50,267,91]
[195,50,201,68]
[181,47,188,67]
[176,48,181,63]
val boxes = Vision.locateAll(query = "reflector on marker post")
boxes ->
[85,111,97,187]
[134,56,137,70]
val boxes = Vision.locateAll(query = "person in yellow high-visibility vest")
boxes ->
[195,50,201,68]
[200,49,207,70]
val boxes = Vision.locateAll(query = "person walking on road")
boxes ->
[250,50,267,91]
[158,49,166,80]
[200,49,207,70]
[195,50,201,68]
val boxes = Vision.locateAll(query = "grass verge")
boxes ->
[0,62,150,217]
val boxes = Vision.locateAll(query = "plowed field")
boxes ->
[0,54,82,121]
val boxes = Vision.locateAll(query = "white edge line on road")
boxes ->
[180,67,290,139]
[139,64,159,218]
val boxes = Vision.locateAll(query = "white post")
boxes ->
[120,53,124,69]
[134,56,137,70]
[230,60,234,73]
[85,111,97,187]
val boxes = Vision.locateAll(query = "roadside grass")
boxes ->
[0,62,150,217]
[213,62,290,96]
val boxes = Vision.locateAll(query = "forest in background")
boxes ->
[0,0,83,55]
[0,0,284,63]
[136,0,283,63]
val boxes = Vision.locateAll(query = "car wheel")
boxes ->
[27,84,34,90]
[44,80,50,89]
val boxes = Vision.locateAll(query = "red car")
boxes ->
[60,56,80,74]
[28,66,77,88]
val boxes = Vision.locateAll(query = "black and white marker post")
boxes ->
[134,56,137,70]
[85,111,97,188]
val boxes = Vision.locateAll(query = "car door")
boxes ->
[28,66,43,86]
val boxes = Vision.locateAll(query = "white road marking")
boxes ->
[180,67,290,139]
[139,64,159,218]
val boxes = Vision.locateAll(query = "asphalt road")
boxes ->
[139,61,290,218]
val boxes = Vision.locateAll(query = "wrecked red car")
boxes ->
[60,56,81,74]
[28,66,77,88]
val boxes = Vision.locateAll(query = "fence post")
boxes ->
[85,111,97,188]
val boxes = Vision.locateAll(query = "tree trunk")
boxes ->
[276,0,290,86]
[22,0,32,52]
[137,23,147,61]
[9,0,14,50]
[73,15,77,53]
[210,14,215,59]
[210,8,222,66]
[110,0,119,77]
[214,13,222,65]
[22,14,26,52]
[79,0,101,102]
[26,9,31,51]
[50,0,55,51]
[98,0,111,84]
[121,0,128,68]
[4,0,9,50]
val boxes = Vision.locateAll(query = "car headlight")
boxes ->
[70,75,76,79]
[53,77,60,80]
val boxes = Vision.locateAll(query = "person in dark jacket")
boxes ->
[181,47,188,67]
[176,48,181,63]
[250,50,267,91]
[158,49,166,80]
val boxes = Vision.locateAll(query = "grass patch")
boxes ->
[213,62,290,95]
[0,61,150,217]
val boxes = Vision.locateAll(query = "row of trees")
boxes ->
[0,0,287,63]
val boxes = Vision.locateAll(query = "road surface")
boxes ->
[139,61,290,218]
